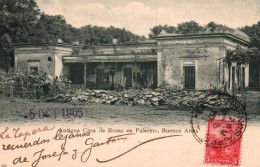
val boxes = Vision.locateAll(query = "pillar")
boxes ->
[84,63,87,88]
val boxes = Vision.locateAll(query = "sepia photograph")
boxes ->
[0,0,260,166]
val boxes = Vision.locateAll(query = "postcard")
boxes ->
[0,0,260,167]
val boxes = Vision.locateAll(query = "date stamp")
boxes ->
[25,108,83,120]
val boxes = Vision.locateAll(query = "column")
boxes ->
[84,63,87,88]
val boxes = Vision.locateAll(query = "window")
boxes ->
[28,61,40,73]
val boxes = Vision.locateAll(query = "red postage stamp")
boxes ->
[204,118,243,166]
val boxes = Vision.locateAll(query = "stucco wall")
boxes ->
[54,46,73,77]
[15,44,72,78]
[15,46,56,76]
[157,35,249,90]
[158,46,221,90]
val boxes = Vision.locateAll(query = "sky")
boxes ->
[35,0,260,37]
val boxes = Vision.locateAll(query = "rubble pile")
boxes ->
[45,88,215,108]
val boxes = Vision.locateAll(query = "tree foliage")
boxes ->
[226,46,248,66]
[149,24,177,38]
[33,14,78,43]
[0,0,145,69]
[149,21,205,38]
[177,21,205,34]
[0,33,13,70]
[149,21,248,38]
[0,0,40,43]
[226,47,260,66]
[205,22,232,33]
[240,21,260,48]
[78,26,144,45]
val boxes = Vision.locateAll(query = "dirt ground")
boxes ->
[0,91,259,126]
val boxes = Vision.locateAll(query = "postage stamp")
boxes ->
[205,119,243,166]
[191,92,247,166]
[1,0,260,167]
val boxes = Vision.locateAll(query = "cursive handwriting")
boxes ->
[96,134,182,163]
[13,126,55,141]
[3,137,50,151]
[53,128,90,149]
[6,128,183,167]
[0,127,11,139]
[0,126,55,141]
[32,144,69,167]
[81,133,133,163]
[80,133,183,164]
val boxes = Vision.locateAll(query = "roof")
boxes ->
[154,33,250,46]
[13,42,75,48]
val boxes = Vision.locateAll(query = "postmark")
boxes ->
[191,92,247,166]
[204,118,242,166]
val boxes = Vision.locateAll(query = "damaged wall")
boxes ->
[157,35,249,90]
[15,44,72,78]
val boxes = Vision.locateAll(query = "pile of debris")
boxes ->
[46,89,164,106]
[45,88,215,108]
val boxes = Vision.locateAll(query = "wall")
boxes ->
[54,46,73,77]
[158,45,221,90]
[79,42,157,56]
[15,44,72,78]
[157,35,249,90]
[15,46,56,76]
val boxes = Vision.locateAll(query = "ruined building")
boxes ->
[14,32,251,92]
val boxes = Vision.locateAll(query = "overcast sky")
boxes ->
[35,0,260,36]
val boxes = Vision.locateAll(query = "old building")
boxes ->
[14,32,250,92]
[15,42,158,90]
[155,33,250,92]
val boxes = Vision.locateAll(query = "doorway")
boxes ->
[124,68,132,89]
[184,66,195,89]
[96,68,104,89]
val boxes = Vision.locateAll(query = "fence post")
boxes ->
[34,85,36,99]
[10,84,13,98]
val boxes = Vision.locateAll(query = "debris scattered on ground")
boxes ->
[45,88,233,108]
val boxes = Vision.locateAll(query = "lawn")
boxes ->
[0,98,191,126]
[0,91,259,126]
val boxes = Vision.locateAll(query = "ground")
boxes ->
[0,91,259,126]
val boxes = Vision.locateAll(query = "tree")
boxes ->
[80,25,142,45]
[177,21,205,34]
[0,0,40,70]
[0,0,40,43]
[240,21,260,48]
[149,21,205,37]
[0,33,13,70]
[33,14,77,43]
[205,22,230,33]
[149,24,177,38]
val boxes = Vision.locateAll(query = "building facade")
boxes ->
[14,33,250,91]
[155,33,250,92]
